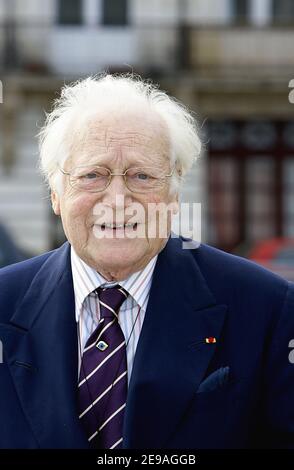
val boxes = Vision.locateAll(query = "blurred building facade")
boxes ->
[0,0,293,254]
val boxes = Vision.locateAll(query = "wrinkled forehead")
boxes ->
[68,110,171,167]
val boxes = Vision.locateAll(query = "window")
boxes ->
[102,0,128,26]
[58,0,82,25]
[232,0,249,23]
[272,0,294,24]
[206,120,294,252]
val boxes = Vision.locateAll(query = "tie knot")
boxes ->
[96,285,128,319]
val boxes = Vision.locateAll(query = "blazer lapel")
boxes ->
[0,243,89,448]
[123,237,227,449]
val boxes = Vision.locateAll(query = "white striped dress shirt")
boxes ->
[71,247,158,385]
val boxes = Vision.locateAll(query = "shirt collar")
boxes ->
[71,246,158,323]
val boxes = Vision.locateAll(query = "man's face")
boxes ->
[52,111,178,280]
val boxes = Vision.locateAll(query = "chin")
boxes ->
[105,245,140,260]
[96,236,146,252]
[86,237,150,271]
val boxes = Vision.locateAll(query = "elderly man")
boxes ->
[0,74,293,450]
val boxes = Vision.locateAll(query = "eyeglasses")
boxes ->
[59,164,175,194]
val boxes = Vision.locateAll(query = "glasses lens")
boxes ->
[71,166,110,192]
[125,167,166,193]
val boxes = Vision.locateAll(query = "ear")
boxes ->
[51,190,61,216]
[173,192,179,214]
[169,194,179,215]
[172,199,179,215]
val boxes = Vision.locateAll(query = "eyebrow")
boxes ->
[74,153,167,168]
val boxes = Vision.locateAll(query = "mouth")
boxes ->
[95,222,139,232]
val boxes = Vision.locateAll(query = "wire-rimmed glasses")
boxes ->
[59,164,175,194]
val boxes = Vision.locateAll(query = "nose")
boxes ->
[101,173,132,208]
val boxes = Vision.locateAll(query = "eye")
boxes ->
[136,172,149,180]
[83,172,98,180]
[80,170,107,180]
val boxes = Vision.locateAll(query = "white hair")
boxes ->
[38,73,201,193]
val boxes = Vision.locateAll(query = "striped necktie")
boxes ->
[78,285,128,449]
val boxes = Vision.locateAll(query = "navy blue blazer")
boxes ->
[0,236,293,449]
